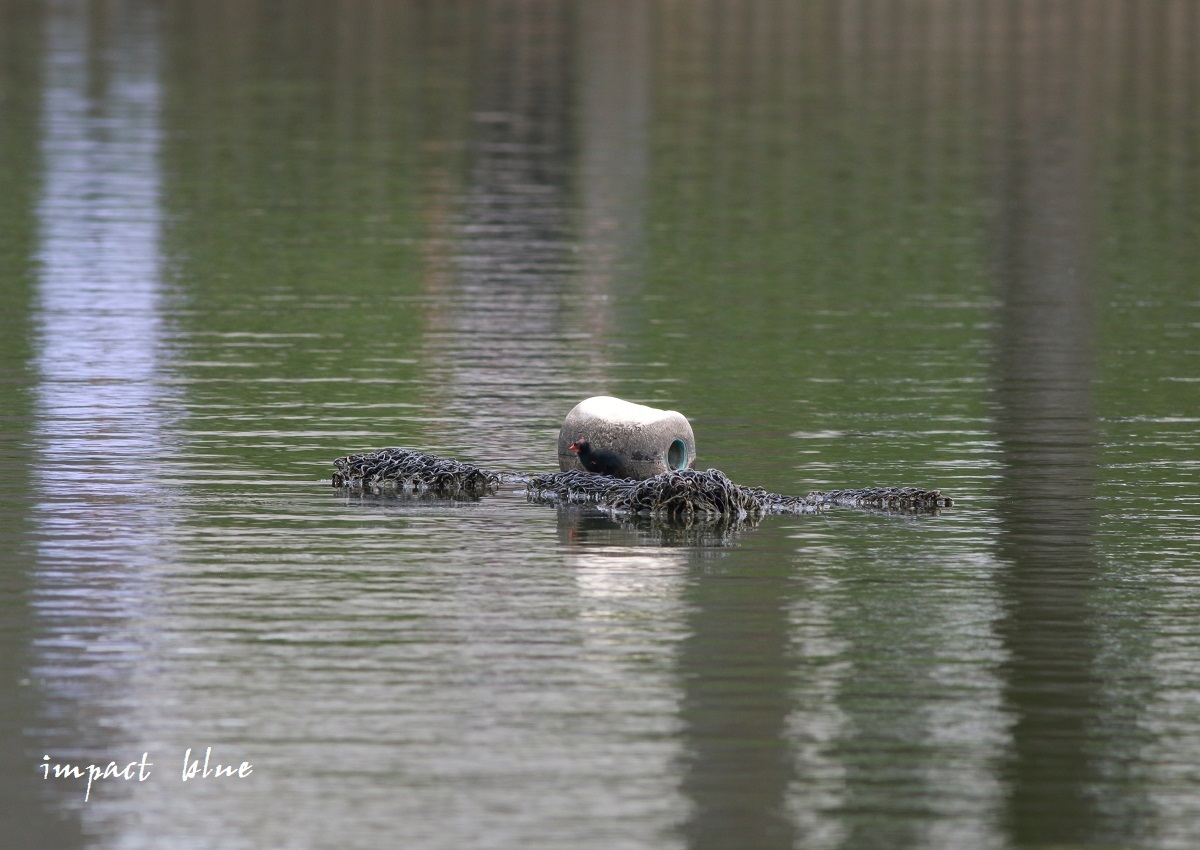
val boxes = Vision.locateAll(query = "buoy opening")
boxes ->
[667,438,687,470]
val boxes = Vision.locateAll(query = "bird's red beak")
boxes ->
[568,443,580,453]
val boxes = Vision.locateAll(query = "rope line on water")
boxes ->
[331,447,500,498]
[332,448,953,518]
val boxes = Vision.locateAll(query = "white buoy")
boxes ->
[557,396,696,480]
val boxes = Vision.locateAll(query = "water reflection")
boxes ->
[0,6,77,848]
[576,0,652,327]
[418,0,662,471]
[420,1,584,469]
[782,576,850,850]
[559,508,762,550]
[30,0,171,825]
[676,527,797,850]
[987,5,1147,846]
[2,1,1198,848]
[559,512,693,841]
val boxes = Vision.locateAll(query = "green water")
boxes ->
[1,2,1198,849]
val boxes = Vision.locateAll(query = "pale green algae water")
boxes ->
[1,2,1199,849]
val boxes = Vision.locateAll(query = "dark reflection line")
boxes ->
[676,531,798,850]
[987,2,1147,846]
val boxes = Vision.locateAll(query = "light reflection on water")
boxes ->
[30,0,172,783]
[3,2,1200,850]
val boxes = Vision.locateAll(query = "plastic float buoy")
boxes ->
[557,396,696,480]
[330,396,955,521]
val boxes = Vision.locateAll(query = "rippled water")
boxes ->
[2,2,1199,849]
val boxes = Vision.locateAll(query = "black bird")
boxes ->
[569,439,625,477]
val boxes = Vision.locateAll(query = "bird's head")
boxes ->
[568,439,589,454]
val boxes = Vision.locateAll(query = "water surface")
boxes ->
[1,2,1199,849]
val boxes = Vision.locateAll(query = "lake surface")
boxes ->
[2,2,1199,849]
